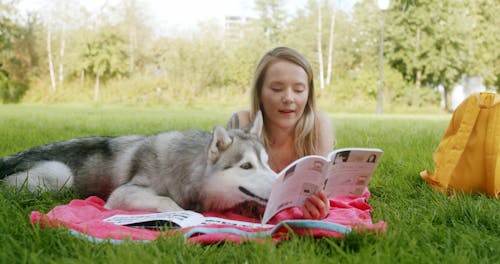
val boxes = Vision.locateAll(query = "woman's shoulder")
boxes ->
[315,109,334,132]
[315,109,332,124]
[226,110,252,129]
[315,109,335,154]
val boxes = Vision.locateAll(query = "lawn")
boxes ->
[0,105,498,264]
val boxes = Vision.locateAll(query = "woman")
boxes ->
[227,47,335,220]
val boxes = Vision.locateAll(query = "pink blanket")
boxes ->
[30,190,386,244]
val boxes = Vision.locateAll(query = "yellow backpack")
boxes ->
[421,92,500,197]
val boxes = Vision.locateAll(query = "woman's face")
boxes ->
[260,59,309,130]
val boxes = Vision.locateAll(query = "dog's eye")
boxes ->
[240,162,253,170]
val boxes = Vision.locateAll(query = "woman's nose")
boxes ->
[282,88,294,103]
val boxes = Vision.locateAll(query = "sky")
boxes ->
[18,0,359,36]
[139,0,359,30]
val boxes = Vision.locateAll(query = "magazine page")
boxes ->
[103,210,205,229]
[324,148,383,197]
[203,217,274,229]
[261,155,329,224]
[103,211,276,229]
[327,147,383,163]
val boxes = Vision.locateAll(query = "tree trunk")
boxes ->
[94,73,100,101]
[416,69,422,90]
[47,21,56,91]
[415,26,421,90]
[376,10,386,114]
[317,1,324,90]
[442,85,450,112]
[80,70,85,89]
[58,23,66,88]
[326,9,335,86]
[129,25,136,74]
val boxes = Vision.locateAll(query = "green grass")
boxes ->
[1,105,499,264]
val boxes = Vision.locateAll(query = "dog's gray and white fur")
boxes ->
[0,112,276,213]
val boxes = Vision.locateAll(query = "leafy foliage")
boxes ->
[353,0,499,111]
[0,2,38,102]
[80,27,129,81]
[0,0,498,110]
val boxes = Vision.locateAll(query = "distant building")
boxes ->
[224,16,253,41]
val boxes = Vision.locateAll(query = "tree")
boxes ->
[381,0,475,111]
[465,0,500,92]
[378,0,500,110]
[316,0,324,90]
[155,21,229,93]
[325,5,336,86]
[283,0,342,91]
[281,1,317,60]
[80,27,128,101]
[253,0,288,44]
[42,0,77,91]
[0,1,38,102]
[222,28,270,90]
[46,14,56,91]
[116,0,153,75]
[316,0,337,89]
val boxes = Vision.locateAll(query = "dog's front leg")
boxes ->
[105,184,184,212]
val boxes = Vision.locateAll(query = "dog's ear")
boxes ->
[208,126,233,162]
[248,110,263,138]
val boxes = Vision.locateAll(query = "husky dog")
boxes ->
[0,112,276,213]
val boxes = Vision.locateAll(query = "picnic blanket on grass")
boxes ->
[30,190,386,244]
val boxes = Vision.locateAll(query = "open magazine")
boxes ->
[103,210,274,229]
[261,147,383,224]
[103,147,382,227]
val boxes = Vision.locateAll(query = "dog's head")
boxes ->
[201,111,277,212]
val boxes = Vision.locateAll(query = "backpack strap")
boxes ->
[480,93,500,197]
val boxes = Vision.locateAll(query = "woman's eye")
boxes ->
[240,162,253,170]
[293,85,306,93]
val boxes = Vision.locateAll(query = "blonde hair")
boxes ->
[250,47,320,157]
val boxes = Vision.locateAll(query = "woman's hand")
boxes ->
[301,191,330,220]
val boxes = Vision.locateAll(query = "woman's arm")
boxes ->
[301,110,334,220]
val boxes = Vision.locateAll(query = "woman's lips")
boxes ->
[279,109,295,115]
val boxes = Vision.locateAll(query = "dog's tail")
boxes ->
[0,150,37,179]
[0,141,75,179]
[0,157,9,179]
[0,137,119,180]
